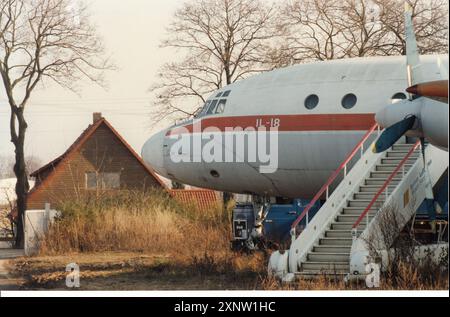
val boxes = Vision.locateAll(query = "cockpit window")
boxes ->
[198,100,211,116]
[215,99,227,114]
[215,92,223,98]
[206,99,219,114]
[222,90,231,97]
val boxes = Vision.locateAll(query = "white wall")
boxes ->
[24,204,59,256]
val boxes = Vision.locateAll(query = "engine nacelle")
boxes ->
[375,98,448,151]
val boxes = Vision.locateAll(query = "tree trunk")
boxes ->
[222,66,233,207]
[10,109,29,249]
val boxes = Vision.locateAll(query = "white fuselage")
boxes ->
[142,55,448,198]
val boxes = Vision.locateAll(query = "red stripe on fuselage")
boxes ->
[166,113,376,136]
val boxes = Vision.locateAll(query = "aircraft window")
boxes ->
[216,92,223,97]
[341,93,357,109]
[199,100,211,116]
[222,90,231,97]
[207,99,219,114]
[215,99,227,114]
[392,92,407,100]
[304,94,319,110]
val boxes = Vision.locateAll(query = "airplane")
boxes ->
[142,9,448,201]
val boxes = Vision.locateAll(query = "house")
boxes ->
[27,113,166,210]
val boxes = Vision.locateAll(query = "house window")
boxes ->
[86,172,97,189]
[85,172,120,190]
[102,173,120,189]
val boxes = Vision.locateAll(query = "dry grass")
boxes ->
[39,189,230,257]
[260,262,448,291]
[0,206,13,238]
[9,190,268,289]
[9,251,267,290]
[10,190,447,290]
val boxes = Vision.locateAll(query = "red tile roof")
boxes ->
[169,189,221,211]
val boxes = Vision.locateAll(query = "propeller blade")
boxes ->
[405,2,422,89]
[372,116,417,153]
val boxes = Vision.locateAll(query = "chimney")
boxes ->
[93,112,102,123]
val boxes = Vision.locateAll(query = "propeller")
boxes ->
[372,3,438,218]
[372,3,443,153]
[371,115,417,153]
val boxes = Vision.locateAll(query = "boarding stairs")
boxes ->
[269,124,449,281]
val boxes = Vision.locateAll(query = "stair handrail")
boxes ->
[290,123,380,239]
[351,140,421,235]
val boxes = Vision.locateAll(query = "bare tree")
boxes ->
[150,0,277,122]
[25,155,42,176]
[376,0,449,55]
[0,0,111,248]
[0,154,43,178]
[0,155,15,178]
[276,0,347,63]
[273,0,448,66]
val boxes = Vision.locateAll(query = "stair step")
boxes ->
[381,158,418,165]
[342,207,377,215]
[319,237,353,246]
[325,230,353,238]
[370,171,406,178]
[331,222,366,230]
[391,144,416,150]
[348,199,384,208]
[386,151,420,158]
[359,185,397,193]
[307,252,350,262]
[313,245,351,253]
[337,214,374,223]
[375,164,413,172]
[354,192,393,200]
[301,261,349,271]
[365,178,401,186]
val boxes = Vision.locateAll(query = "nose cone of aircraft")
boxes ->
[142,130,167,177]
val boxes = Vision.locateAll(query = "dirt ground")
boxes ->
[0,249,26,290]
[6,251,267,290]
[5,251,449,291]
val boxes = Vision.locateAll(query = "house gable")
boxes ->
[27,117,166,210]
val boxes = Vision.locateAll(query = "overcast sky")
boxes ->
[0,0,181,163]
